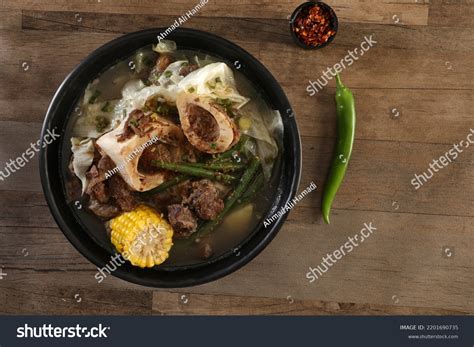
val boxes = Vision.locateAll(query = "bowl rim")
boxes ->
[39,27,302,288]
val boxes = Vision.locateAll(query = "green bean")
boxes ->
[152,161,236,184]
[183,161,245,172]
[237,170,264,205]
[192,157,261,239]
[212,135,249,163]
[321,73,356,224]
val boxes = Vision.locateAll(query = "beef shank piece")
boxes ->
[156,54,173,72]
[85,155,114,204]
[167,204,198,238]
[176,93,240,154]
[88,199,120,219]
[108,174,137,212]
[187,179,224,221]
[179,63,198,77]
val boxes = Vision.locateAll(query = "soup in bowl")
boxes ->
[40,28,301,287]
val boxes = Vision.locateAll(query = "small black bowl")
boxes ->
[290,1,338,50]
[39,28,302,288]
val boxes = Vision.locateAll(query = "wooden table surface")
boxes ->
[0,0,473,315]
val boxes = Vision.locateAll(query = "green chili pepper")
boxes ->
[321,73,356,224]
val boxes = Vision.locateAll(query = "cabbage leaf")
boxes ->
[178,62,250,109]
[70,137,95,194]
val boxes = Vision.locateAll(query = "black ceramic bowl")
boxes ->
[40,28,301,288]
[290,1,338,50]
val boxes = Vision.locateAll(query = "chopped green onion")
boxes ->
[88,90,101,104]
[101,101,113,113]
[215,98,235,116]
[142,78,152,86]
[143,55,154,67]
[95,115,110,132]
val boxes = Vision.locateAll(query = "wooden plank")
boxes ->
[0,285,153,314]
[1,25,472,143]
[0,191,472,315]
[286,86,473,144]
[0,209,472,313]
[0,191,57,228]
[259,40,474,90]
[0,226,90,269]
[0,30,258,124]
[177,210,474,313]
[0,121,43,192]
[1,0,429,24]
[1,121,472,215]
[0,1,471,316]
[298,135,474,218]
[0,9,21,30]
[20,11,472,52]
[21,11,291,43]
[428,0,474,28]
[152,292,470,315]
[330,0,429,26]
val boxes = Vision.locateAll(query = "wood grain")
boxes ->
[0,285,153,315]
[0,0,472,315]
[1,192,473,313]
[2,0,430,24]
[152,292,470,315]
[428,0,474,28]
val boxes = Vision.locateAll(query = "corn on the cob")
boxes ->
[109,205,173,268]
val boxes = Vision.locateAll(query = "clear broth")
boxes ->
[61,46,282,268]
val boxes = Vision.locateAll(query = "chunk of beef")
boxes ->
[90,179,108,203]
[85,155,116,204]
[167,204,198,238]
[175,180,193,203]
[188,179,224,221]
[65,176,82,202]
[83,152,138,217]
[156,54,174,72]
[179,63,198,77]
[149,180,192,208]
[66,158,83,201]
[97,155,115,173]
[199,243,213,260]
[86,165,108,203]
[88,199,120,219]
[108,175,137,212]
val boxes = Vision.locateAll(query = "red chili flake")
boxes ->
[293,4,336,48]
